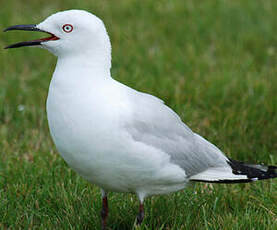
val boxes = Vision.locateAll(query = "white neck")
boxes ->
[52,26,112,80]
[58,54,110,75]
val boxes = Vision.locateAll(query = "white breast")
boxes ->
[46,65,187,195]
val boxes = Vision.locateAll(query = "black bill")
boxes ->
[4,24,59,49]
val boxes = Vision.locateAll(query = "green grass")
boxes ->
[1,0,276,229]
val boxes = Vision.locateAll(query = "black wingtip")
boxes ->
[190,179,254,184]
[227,158,277,181]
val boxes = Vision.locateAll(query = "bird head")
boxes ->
[4,10,111,59]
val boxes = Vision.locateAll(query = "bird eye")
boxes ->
[62,24,73,33]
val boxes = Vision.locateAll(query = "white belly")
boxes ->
[46,79,187,196]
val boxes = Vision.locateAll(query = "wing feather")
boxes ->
[124,89,228,177]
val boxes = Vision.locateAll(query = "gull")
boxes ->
[4,10,277,230]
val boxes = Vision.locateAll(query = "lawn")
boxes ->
[0,0,276,229]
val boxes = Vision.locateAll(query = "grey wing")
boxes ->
[125,90,228,177]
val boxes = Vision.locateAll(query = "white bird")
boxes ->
[4,10,277,230]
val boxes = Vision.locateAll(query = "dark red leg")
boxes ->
[101,194,108,230]
[136,202,144,225]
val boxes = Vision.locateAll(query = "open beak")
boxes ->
[3,24,59,49]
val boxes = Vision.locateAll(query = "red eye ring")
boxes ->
[62,24,73,33]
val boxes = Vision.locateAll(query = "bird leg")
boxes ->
[101,193,108,230]
[136,202,144,225]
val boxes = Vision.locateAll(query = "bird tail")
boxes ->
[189,158,277,184]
